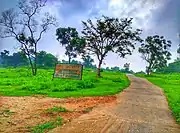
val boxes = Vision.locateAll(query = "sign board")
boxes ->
[53,64,83,80]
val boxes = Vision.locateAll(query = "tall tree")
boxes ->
[0,50,28,67]
[56,27,85,63]
[111,66,120,71]
[177,44,180,61]
[0,0,56,75]
[124,63,130,72]
[71,59,81,64]
[156,59,180,73]
[37,51,58,68]
[82,55,94,68]
[177,34,180,60]
[105,67,111,71]
[11,52,29,66]
[82,16,142,77]
[139,35,172,75]
[0,50,10,66]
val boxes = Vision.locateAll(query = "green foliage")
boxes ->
[60,59,82,65]
[139,35,172,74]
[135,71,146,75]
[137,73,180,124]
[0,50,58,69]
[177,44,180,56]
[156,60,180,73]
[0,68,130,98]
[0,50,28,67]
[83,107,94,113]
[110,66,120,72]
[32,117,63,133]
[82,55,95,68]
[104,66,134,74]
[46,106,70,113]
[56,27,85,63]
[82,16,142,77]
[37,51,58,68]
[123,63,130,72]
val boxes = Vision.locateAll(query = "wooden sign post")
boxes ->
[53,64,83,80]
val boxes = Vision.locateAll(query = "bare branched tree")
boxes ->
[0,0,57,75]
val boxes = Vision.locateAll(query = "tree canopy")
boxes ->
[37,51,58,68]
[82,16,142,77]
[0,50,28,67]
[139,35,172,75]
[56,27,85,63]
[82,55,95,68]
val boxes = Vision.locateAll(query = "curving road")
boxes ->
[49,75,180,133]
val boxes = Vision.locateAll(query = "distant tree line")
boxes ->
[104,65,134,74]
[0,0,179,76]
[0,50,57,68]
[0,49,135,73]
[156,59,180,73]
[0,50,97,69]
[0,50,28,67]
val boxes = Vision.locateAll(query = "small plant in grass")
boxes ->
[31,117,63,133]
[46,106,70,114]
[0,108,15,116]
[83,107,94,113]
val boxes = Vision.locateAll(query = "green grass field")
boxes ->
[137,73,180,124]
[0,68,130,98]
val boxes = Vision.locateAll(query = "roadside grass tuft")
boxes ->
[31,117,63,133]
[0,108,15,116]
[46,106,70,113]
[83,106,94,113]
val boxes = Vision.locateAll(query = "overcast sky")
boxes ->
[0,0,180,72]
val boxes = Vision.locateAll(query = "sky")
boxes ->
[0,0,180,72]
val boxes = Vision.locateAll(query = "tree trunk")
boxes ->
[147,69,150,75]
[34,60,37,75]
[34,43,37,75]
[146,66,151,75]
[97,60,103,78]
[68,56,71,64]
[28,57,35,76]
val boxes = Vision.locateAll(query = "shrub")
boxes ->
[46,106,70,113]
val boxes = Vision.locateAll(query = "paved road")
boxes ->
[50,75,180,133]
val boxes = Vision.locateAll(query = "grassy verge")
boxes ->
[0,107,15,116]
[0,68,130,98]
[30,117,63,133]
[137,73,180,124]
[46,106,70,113]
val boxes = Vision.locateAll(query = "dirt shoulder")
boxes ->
[49,75,180,133]
[0,95,116,133]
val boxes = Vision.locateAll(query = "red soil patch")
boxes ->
[0,96,116,133]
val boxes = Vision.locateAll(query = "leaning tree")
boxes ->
[82,16,142,77]
[139,35,172,75]
[0,0,57,75]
